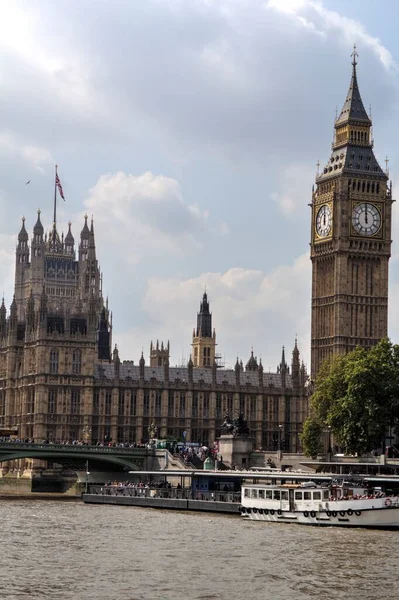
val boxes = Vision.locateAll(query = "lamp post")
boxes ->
[85,459,90,494]
[277,424,283,462]
[326,426,332,463]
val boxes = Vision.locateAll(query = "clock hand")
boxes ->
[365,204,368,224]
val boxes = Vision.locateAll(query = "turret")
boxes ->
[87,218,96,262]
[235,357,241,387]
[139,351,145,380]
[150,339,170,367]
[278,346,287,389]
[97,306,111,360]
[113,344,120,379]
[0,298,6,338]
[258,358,264,388]
[192,291,216,368]
[291,338,300,387]
[79,215,90,262]
[8,296,18,336]
[26,289,35,332]
[188,355,193,384]
[64,221,75,255]
[245,349,258,372]
[32,210,44,244]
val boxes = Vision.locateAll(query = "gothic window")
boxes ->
[72,350,82,375]
[49,349,59,374]
[26,388,34,414]
[130,392,137,416]
[227,394,233,416]
[143,392,150,416]
[48,389,57,415]
[250,397,256,420]
[239,394,245,415]
[216,393,222,419]
[192,393,198,418]
[376,183,380,194]
[179,393,186,418]
[0,390,5,417]
[93,389,100,414]
[203,393,209,418]
[168,393,174,417]
[83,239,88,248]
[155,393,162,417]
[105,390,112,415]
[71,389,81,415]
[118,390,125,416]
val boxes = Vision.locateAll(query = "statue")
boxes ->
[221,413,234,435]
[148,422,158,440]
[221,412,249,437]
[232,412,249,437]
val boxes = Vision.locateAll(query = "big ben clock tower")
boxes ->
[310,48,393,379]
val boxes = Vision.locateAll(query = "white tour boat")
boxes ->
[240,481,399,528]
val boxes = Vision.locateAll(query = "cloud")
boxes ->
[0,133,53,171]
[83,171,221,261]
[271,162,315,219]
[267,0,395,70]
[0,232,15,304]
[115,252,311,371]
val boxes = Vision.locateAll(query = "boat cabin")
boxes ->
[242,483,330,511]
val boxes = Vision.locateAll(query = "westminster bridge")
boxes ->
[0,442,153,472]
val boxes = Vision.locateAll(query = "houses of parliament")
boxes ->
[0,54,392,454]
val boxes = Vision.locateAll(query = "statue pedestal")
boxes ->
[218,434,254,469]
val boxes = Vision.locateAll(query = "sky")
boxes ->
[1,0,399,371]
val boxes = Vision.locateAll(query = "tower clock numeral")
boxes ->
[352,203,381,236]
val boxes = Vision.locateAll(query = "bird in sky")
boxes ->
[25,180,31,185]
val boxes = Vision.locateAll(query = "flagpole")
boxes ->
[53,165,58,243]
[53,164,58,228]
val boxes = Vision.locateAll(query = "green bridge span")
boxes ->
[0,442,151,472]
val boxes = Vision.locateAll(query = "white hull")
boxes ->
[241,507,399,528]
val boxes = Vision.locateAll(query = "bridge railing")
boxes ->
[0,442,149,454]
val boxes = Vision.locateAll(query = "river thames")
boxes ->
[1,499,398,600]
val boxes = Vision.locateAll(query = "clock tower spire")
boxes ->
[310,49,393,379]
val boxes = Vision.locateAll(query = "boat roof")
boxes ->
[127,470,336,481]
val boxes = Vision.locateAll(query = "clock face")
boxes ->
[316,204,332,237]
[352,203,381,236]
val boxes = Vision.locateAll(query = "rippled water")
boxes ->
[0,499,398,600]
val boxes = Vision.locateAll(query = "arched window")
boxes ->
[49,349,59,374]
[71,389,81,415]
[72,350,82,375]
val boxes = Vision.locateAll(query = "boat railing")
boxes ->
[88,485,241,503]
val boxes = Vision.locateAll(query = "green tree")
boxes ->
[300,418,323,459]
[310,338,399,455]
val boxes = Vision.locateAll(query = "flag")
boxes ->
[55,171,65,200]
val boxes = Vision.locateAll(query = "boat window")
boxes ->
[313,491,321,500]
[244,489,249,498]
[295,491,302,500]
[323,490,329,500]
[258,489,265,499]
[281,490,288,501]
[273,490,281,501]
[265,490,272,500]
[251,489,258,499]
[304,491,311,500]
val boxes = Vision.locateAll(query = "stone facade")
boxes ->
[0,215,308,452]
[310,54,393,378]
